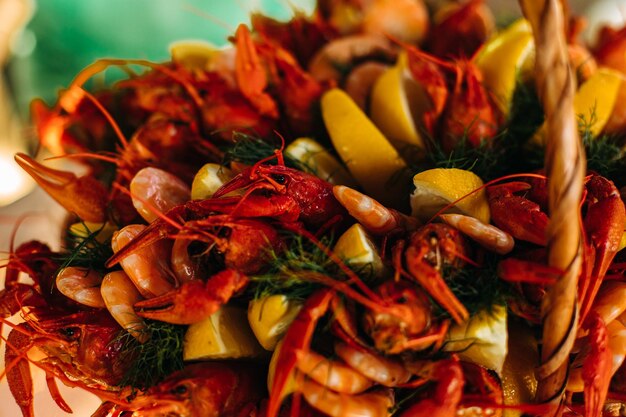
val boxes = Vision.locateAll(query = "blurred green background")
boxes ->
[6,0,314,116]
[3,0,610,118]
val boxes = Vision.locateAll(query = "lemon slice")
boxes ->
[444,305,507,374]
[183,305,265,361]
[501,319,538,417]
[334,223,385,279]
[170,40,219,70]
[321,88,408,208]
[475,19,535,115]
[248,295,302,351]
[285,137,358,187]
[411,168,490,224]
[191,163,235,200]
[532,67,624,145]
[370,52,427,156]
[68,221,117,244]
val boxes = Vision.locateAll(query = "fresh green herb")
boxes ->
[251,231,337,300]
[222,132,312,172]
[578,111,626,185]
[250,230,377,300]
[440,252,512,318]
[116,319,186,390]
[390,386,428,415]
[56,222,114,271]
[423,134,506,180]
[505,80,545,145]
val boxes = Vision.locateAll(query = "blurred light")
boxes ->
[0,153,34,206]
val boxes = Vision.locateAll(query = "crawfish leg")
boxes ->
[5,328,34,417]
[45,372,73,413]
[582,312,612,417]
[404,245,469,324]
[135,269,249,324]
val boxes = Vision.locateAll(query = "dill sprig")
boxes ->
[115,319,186,390]
[250,230,378,301]
[56,222,114,271]
[423,134,506,180]
[440,252,512,318]
[578,112,626,185]
[251,231,339,300]
[222,132,312,173]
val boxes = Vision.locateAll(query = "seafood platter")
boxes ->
[4,0,626,416]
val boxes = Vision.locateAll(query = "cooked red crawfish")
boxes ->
[2,310,128,417]
[268,286,502,417]
[95,362,266,417]
[484,173,626,416]
[25,25,325,224]
[81,215,281,332]
[489,174,626,320]
[426,0,495,58]
[213,160,348,230]
[0,240,130,417]
[98,161,347,327]
[404,45,502,151]
[251,11,337,68]
[0,241,63,318]
[332,185,472,325]
[108,162,347,267]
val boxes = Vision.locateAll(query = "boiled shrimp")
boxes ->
[295,349,374,394]
[129,167,190,223]
[344,62,389,110]
[55,267,106,308]
[300,380,394,417]
[111,224,176,297]
[170,238,202,284]
[439,213,514,255]
[101,270,148,343]
[308,35,397,83]
[334,341,412,387]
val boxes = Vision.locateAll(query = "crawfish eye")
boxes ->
[271,174,287,185]
[171,384,188,397]
[60,327,79,341]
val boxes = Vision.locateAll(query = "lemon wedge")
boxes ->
[370,52,427,156]
[191,163,235,200]
[321,88,408,207]
[183,305,265,361]
[334,223,385,279]
[248,295,302,351]
[410,168,490,224]
[532,67,624,144]
[501,318,538,417]
[475,19,534,115]
[444,305,507,374]
[574,67,623,136]
[170,40,219,70]
[285,137,358,187]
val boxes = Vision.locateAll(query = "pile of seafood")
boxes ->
[5,0,626,416]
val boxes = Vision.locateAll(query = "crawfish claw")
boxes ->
[14,153,107,222]
[135,269,249,324]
